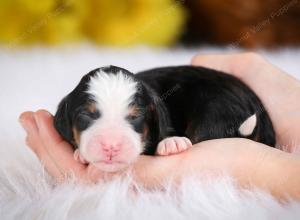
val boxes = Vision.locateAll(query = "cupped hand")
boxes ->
[19,110,118,184]
[192,53,300,150]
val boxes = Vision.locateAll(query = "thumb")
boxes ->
[34,109,64,146]
[191,54,234,73]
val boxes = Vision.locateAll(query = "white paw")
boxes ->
[73,149,88,164]
[156,136,192,156]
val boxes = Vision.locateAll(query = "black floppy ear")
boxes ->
[151,94,172,140]
[139,82,172,141]
[53,97,74,146]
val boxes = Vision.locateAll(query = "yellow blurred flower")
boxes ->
[0,0,186,47]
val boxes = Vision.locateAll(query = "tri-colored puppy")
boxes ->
[54,66,275,172]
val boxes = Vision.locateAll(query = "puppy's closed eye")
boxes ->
[75,113,93,131]
[127,114,139,120]
[127,105,144,121]
[126,107,146,134]
[75,111,101,131]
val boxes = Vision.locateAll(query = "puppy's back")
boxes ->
[136,66,276,146]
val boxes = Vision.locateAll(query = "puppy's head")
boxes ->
[54,66,170,172]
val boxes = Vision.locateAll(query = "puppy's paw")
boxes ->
[74,149,89,164]
[156,136,192,156]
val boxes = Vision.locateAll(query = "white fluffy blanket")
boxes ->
[0,46,300,220]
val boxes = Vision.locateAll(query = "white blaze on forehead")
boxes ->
[87,70,138,118]
[79,70,143,168]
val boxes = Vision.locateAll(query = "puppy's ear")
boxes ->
[54,97,74,146]
[139,82,171,141]
[151,94,172,140]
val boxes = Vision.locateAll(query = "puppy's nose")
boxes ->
[87,137,122,158]
[101,141,122,157]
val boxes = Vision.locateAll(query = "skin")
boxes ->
[19,53,300,201]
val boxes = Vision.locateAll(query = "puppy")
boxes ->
[54,65,275,172]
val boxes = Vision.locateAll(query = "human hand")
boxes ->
[192,53,300,150]
[19,110,121,184]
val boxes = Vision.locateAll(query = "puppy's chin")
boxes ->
[81,147,141,172]
[91,161,133,172]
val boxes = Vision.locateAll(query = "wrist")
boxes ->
[240,143,300,200]
[132,154,181,189]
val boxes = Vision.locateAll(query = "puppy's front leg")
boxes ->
[156,137,192,156]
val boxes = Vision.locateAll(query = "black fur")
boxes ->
[132,81,172,155]
[136,66,276,150]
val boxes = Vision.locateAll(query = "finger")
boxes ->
[191,54,234,73]
[33,110,87,180]
[19,111,41,153]
[20,111,87,182]
[19,111,38,135]
[34,110,76,163]
[34,109,64,145]
[38,141,88,183]
[21,112,68,179]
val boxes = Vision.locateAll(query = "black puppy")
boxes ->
[54,66,275,172]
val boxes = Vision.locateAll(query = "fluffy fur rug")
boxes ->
[0,46,300,220]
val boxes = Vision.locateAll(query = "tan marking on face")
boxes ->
[86,102,97,113]
[128,104,140,117]
[72,126,81,147]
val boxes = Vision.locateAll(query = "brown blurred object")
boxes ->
[183,0,300,48]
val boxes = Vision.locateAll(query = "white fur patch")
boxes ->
[238,114,257,136]
[87,70,138,117]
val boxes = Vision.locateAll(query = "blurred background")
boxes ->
[1,0,300,148]
[0,0,300,48]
